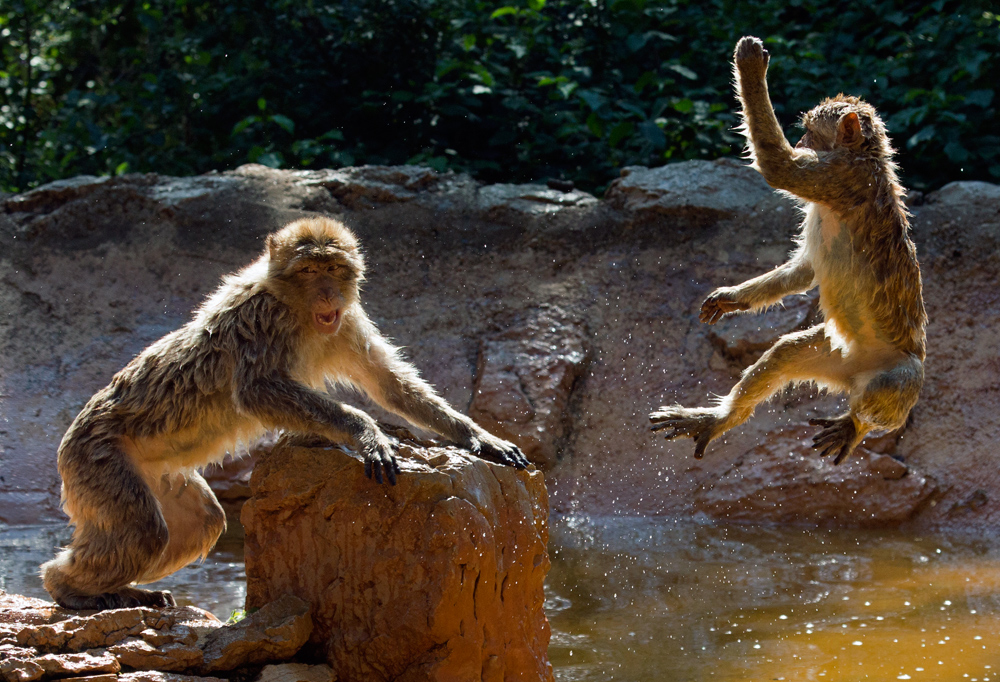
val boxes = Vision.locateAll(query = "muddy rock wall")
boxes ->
[1,162,998,529]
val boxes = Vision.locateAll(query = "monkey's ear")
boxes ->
[838,112,863,148]
[265,233,277,257]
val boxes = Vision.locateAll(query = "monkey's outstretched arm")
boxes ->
[734,37,843,206]
[348,328,529,470]
[701,256,815,324]
[235,373,400,484]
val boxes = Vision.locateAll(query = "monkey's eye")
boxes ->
[299,266,317,275]
[327,264,342,274]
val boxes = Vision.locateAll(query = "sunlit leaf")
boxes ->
[491,7,518,19]
[673,99,694,114]
[270,114,294,134]
[667,64,697,80]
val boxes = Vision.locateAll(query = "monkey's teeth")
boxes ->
[316,310,340,326]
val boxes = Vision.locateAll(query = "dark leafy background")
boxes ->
[1,0,997,194]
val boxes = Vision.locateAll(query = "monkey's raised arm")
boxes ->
[734,37,848,207]
[345,319,528,470]
[701,256,815,324]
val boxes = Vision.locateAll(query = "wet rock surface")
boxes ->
[1,162,999,529]
[242,434,552,682]
[469,306,588,468]
[693,426,936,526]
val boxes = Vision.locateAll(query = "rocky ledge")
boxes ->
[1,162,999,529]
[0,591,324,682]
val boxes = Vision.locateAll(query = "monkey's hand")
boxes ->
[360,430,401,485]
[734,36,770,81]
[700,288,751,324]
[465,430,529,470]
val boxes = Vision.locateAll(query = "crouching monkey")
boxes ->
[42,217,528,610]
[650,37,926,464]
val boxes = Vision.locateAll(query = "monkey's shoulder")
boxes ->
[106,292,293,401]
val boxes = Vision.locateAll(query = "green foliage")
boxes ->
[1,0,997,193]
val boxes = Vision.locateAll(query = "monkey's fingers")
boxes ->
[693,431,712,459]
[699,303,723,325]
[816,440,841,460]
[812,427,842,448]
[478,439,528,470]
[734,36,770,69]
[364,458,380,484]
[809,417,838,429]
[508,444,529,470]
[383,453,398,486]
[833,444,853,465]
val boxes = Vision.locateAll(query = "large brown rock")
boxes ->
[242,438,552,682]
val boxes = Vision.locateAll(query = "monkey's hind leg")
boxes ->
[41,441,176,610]
[811,354,923,465]
[652,325,843,458]
[136,471,227,585]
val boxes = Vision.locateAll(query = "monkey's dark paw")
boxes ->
[363,440,400,485]
[473,435,530,470]
[734,36,769,69]
[83,587,176,610]
[810,416,858,465]
[700,290,751,325]
[650,406,721,458]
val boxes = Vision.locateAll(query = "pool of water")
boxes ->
[4,517,1000,681]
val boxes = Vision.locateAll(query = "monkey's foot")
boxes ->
[649,405,723,458]
[810,416,858,465]
[55,587,176,611]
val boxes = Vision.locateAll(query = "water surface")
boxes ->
[3,518,999,681]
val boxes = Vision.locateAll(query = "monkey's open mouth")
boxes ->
[313,309,342,334]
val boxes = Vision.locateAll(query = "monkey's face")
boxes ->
[266,218,367,335]
[795,125,834,152]
[288,256,361,335]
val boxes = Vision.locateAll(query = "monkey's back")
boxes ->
[58,277,296,475]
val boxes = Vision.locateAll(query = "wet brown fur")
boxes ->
[650,37,927,464]
[42,217,526,610]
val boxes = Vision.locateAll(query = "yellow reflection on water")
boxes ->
[547,517,1000,682]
